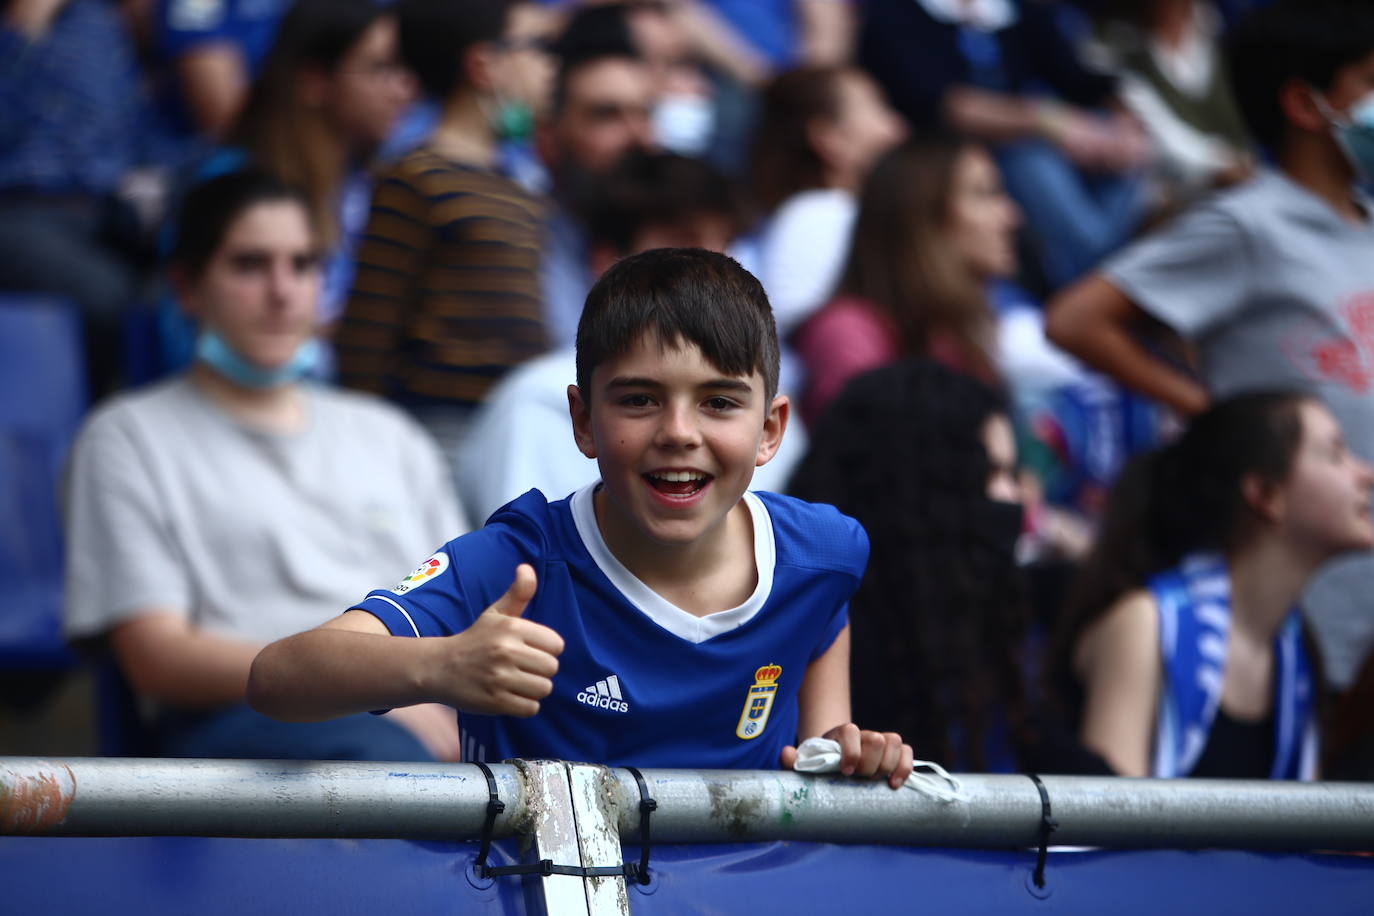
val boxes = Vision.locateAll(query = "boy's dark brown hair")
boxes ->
[575,248,780,401]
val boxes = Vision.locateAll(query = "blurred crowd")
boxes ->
[7,0,1374,780]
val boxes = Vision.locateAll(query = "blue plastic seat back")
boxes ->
[0,294,86,667]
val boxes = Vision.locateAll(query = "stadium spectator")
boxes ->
[486,0,563,190]
[335,0,553,463]
[0,0,156,341]
[551,3,719,162]
[1050,392,1374,778]
[692,0,858,77]
[227,0,416,326]
[565,1,860,176]
[1046,0,1374,690]
[156,0,418,376]
[787,360,1039,772]
[793,134,1020,427]
[455,150,806,523]
[1092,0,1252,205]
[63,170,465,761]
[250,247,915,787]
[536,10,659,347]
[153,0,290,141]
[859,0,1151,289]
[1325,647,1374,780]
[748,65,905,347]
[619,0,855,171]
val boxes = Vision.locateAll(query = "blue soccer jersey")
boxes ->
[354,484,867,769]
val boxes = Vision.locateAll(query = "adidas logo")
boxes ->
[577,674,629,713]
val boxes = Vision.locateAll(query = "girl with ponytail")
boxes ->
[1051,392,1374,778]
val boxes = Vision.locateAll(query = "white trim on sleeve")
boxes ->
[363,594,422,637]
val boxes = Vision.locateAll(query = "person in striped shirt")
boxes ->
[336,0,553,462]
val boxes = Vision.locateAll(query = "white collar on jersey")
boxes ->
[570,483,776,644]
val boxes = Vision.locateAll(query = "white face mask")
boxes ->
[652,93,715,157]
[1314,90,1374,182]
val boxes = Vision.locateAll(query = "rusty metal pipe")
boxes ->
[4,757,1373,849]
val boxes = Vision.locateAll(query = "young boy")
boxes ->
[250,248,913,786]
[1044,0,1374,691]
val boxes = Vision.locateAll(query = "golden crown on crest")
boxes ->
[753,664,782,684]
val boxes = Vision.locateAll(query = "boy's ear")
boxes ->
[1241,471,1284,525]
[755,394,790,468]
[568,383,598,459]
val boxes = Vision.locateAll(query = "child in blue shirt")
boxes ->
[250,247,913,786]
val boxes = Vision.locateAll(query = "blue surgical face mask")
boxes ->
[195,328,321,389]
[1314,90,1374,182]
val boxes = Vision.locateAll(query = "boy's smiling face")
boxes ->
[569,332,787,557]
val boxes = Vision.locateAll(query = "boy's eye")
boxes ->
[704,396,737,411]
[619,393,654,408]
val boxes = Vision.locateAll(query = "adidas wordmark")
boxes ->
[577,674,629,713]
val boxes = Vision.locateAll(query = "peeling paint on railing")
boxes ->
[0,761,75,834]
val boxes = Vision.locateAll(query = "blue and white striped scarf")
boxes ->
[1148,552,1317,780]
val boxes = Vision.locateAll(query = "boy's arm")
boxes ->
[247,564,564,722]
[781,625,915,789]
[1045,274,1210,418]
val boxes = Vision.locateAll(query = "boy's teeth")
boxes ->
[653,470,705,482]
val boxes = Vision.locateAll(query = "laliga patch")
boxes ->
[735,664,782,740]
[390,552,449,594]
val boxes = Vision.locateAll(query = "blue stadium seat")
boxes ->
[0,295,86,669]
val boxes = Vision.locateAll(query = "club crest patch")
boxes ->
[390,552,449,594]
[735,664,782,740]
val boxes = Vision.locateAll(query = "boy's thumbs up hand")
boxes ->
[489,562,538,617]
[426,564,565,717]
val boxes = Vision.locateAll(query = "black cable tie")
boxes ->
[472,761,506,879]
[1026,772,1058,890]
[624,766,658,885]
[473,763,658,884]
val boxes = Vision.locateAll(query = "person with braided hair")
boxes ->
[787,359,1033,772]
[1050,392,1374,778]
